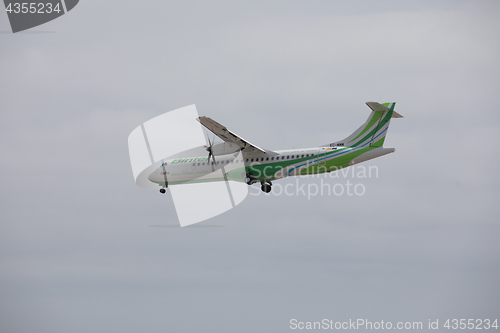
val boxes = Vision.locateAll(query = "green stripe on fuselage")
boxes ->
[300,146,376,175]
[245,154,317,180]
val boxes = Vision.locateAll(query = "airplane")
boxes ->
[147,102,403,194]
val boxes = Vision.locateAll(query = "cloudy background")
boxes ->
[1,0,499,332]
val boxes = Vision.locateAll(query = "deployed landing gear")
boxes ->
[261,183,272,193]
[159,188,166,194]
[245,172,258,185]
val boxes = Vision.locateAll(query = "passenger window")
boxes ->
[266,157,269,161]
[251,159,254,162]
[271,157,274,160]
[246,159,249,162]
[287,156,290,159]
[301,154,304,158]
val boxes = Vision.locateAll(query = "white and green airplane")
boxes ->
[148,102,402,194]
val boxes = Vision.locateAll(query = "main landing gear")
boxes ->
[246,172,272,193]
[245,173,259,185]
[261,183,272,193]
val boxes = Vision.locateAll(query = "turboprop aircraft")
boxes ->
[147,102,402,194]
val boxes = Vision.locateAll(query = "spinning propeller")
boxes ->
[205,134,218,171]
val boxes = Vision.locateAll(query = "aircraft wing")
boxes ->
[197,116,271,154]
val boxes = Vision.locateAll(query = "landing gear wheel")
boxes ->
[159,188,166,194]
[245,172,254,185]
[246,173,258,185]
[261,183,272,193]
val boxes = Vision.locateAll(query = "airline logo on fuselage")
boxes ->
[171,157,209,164]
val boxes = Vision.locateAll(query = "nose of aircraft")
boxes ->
[148,168,166,183]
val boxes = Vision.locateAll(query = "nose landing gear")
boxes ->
[159,188,166,194]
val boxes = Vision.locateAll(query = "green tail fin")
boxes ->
[323,102,402,148]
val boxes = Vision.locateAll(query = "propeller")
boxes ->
[205,134,217,171]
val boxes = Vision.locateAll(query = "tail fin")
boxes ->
[324,102,402,148]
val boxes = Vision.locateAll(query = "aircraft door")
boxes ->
[317,147,327,173]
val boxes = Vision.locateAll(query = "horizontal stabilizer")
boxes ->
[366,102,403,118]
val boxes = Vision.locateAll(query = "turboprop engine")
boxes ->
[210,142,241,156]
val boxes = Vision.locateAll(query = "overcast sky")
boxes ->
[1,1,499,332]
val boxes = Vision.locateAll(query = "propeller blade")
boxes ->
[208,151,215,171]
[204,132,218,171]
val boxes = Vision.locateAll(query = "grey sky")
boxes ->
[1,1,499,332]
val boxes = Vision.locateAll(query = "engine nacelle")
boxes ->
[210,142,241,156]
